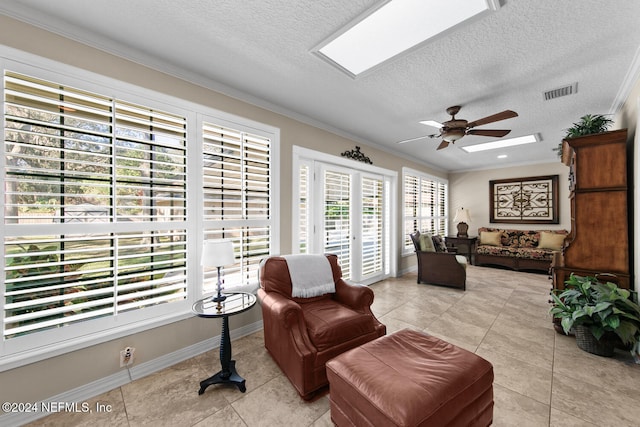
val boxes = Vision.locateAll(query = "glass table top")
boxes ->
[192,292,257,318]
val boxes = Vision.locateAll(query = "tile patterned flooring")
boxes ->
[30,265,640,426]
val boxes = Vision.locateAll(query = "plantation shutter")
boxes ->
[4,71,114,224]
[435,181,447,233]
[298,163,310,253]
[421,179,436,233]
[114,100,187,221]
[361,176,383,277]
[3,71,188,339]
[202,121,271,292]
[403,174,419,252]
[323,170,351,279]
[403,170,448,254]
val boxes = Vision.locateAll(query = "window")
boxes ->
[3,71,188,343]
[403,168,448,254]
[201,121,272,293]
[1,55,278,364]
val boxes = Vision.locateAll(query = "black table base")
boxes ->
[198,360,246,394]
[198,315,247,394]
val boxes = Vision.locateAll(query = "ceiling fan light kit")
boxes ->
[442,129,465,142]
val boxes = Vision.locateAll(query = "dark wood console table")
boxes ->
[445,236,478,265]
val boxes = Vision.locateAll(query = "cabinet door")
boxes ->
[559,129,630,289]
[568,130,627,190]
[565,190,628,273]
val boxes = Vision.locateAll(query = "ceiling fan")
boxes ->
[397,105,518,150]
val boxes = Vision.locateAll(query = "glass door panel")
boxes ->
[361,176,383,279]
[322,168,351,279]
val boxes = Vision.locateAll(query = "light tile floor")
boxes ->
[29,266,640,426]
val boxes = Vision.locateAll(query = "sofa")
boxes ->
[475,227,568,273]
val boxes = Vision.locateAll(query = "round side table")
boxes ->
[192,292,257,395]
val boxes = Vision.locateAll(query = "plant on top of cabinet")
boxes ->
[554,114,614,157]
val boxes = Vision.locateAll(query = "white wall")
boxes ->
[449,162,571,234]
[613,68,640,291]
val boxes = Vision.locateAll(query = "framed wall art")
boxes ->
[489,175,559,224]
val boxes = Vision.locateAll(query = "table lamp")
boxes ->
[202,239,235,302]
[454,207,471,238]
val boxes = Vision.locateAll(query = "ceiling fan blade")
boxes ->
[436,140,449,150]
[396,135,428,144]
[466,110,518,128]
[396,133,440,144]
[466,129,512,137]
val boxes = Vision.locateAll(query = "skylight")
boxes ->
[314,0,500,77]
[461,134,539,153]
[419,120,443,129]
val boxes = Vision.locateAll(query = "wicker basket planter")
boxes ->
[574,325,615,357]
[550,275,640,358]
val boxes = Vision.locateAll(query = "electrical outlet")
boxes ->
[120,346,135,367]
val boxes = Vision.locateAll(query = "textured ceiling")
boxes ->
[1,0,640,172]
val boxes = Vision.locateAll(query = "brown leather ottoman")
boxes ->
[326,329,494,426]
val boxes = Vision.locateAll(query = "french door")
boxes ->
[296,156,392,284]
[321,167,353,278]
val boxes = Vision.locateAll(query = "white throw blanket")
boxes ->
[283,254,335,298]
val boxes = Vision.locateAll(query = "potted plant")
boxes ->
[553,114,614,157]
[564,114,614,138]
[550,274,640,357]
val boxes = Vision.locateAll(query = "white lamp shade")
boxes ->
[454,207,471,223]
[201,239,235,268]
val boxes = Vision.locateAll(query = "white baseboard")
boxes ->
[0,320,263,427]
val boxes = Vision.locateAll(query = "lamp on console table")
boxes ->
[454,207,472,238]
[202,239,235,303]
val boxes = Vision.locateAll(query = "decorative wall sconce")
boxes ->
[340,146,372,164]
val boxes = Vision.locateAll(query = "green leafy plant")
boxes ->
[550,274,640,346]
[565,114,614,138]
[554,114,615,157]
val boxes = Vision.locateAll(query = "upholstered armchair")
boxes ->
[410,231,467,290]
[258,254,386,400]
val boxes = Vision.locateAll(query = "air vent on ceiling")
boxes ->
[543,82,578,101]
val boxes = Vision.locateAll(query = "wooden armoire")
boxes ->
[552,129,631,290]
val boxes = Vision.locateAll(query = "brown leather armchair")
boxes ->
[258,254,386,400]
[410,231,467,290]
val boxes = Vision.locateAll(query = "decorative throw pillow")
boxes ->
[419,233,436,252]
[480,231,502,246]
[431,235,448,252]
[538,231,565,250]
[455,255,468,270]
